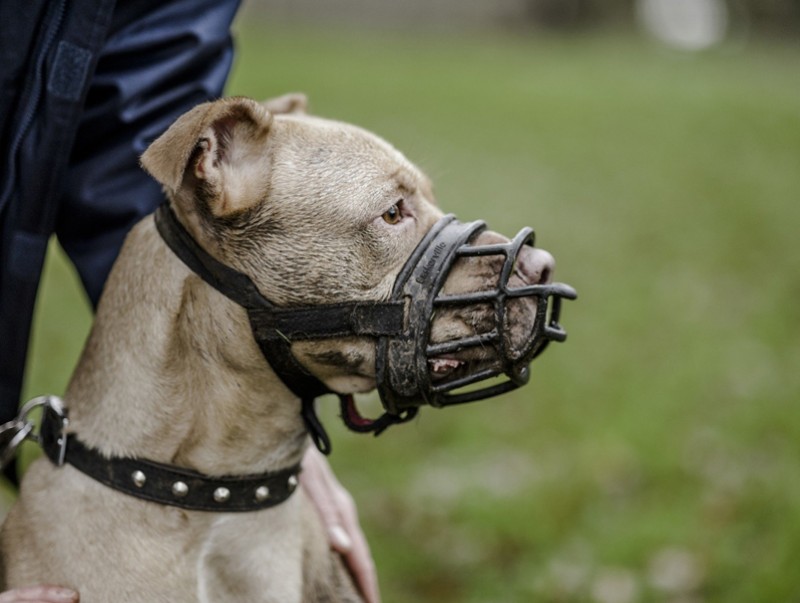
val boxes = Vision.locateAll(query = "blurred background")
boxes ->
[11,1,800,601]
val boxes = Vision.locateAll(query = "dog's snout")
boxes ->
[517,247,555,285]
[472,230,555,286]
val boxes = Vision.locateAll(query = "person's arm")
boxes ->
[300,446,381,603]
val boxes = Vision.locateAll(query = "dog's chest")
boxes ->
[196,505,306,603]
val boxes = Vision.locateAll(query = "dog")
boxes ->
[0,94,557,602]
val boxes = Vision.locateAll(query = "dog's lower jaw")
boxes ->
[291,338,379,396]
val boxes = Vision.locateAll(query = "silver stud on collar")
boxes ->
[287,475,298,490]
[213,487,231,503]
[255,485,270,501]
[172,481,189,497]
[131,470,147,488]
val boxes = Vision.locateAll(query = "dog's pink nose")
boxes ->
[473,230,556,286]
[517,247,555,285]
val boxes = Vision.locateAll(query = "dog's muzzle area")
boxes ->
[426,238,553,381]
[375,215,576,414]
[154,205,576,451]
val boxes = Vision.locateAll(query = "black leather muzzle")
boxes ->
[376,214,576,414]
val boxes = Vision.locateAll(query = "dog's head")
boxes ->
[141,96,572,421]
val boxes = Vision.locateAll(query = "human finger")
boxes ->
[300,447,381,602]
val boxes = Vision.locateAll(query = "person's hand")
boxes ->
[300,446,380,603]
[0,586,78,602]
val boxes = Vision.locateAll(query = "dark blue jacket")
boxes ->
[0,0,241,482]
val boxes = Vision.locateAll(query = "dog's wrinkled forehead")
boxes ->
[265,115,433,219]
[140,96,442,306]
[216,113,439,306]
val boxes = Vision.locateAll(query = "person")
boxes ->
[0,1,379,601]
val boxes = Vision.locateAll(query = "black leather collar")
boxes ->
[39,400,301,513]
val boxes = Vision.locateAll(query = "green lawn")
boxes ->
[18,23,800,603]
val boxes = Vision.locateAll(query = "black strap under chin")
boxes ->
[39,404,301,513]
[301,397,332,455]
[300,395,419,456]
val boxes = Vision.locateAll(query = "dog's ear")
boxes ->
[141,97,273,216]
[261,92,308,115]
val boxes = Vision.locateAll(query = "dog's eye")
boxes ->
[382,202,403,225]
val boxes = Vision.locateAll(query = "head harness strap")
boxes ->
[153,204,415,454]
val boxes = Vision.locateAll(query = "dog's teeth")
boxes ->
[429,358,463,374]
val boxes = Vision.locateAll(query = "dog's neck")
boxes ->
[63,218,309,475]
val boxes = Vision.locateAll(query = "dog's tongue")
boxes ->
[339,358,465,433]
[342,394,378,429]
[338,392,418,437]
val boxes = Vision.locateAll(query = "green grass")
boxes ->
[18,23,800,603]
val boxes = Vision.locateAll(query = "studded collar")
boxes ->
[39,398,301,513]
